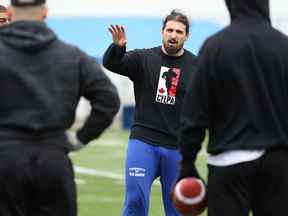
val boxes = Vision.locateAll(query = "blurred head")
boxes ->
[225,0,270,22]
[8,0,47,22]
[0,5,9,26]
[162,9,190,56]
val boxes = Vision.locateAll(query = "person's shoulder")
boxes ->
[270,27,288,42]
[265,28,288,54]
[52,38,76,51]
[184,49,197,59]
[134,46,160,53]
[207,27,229,45]
[54,39,86,55]
[198,26,232,54]
[52,39,91,63]
[130,46,161,57]
[150,46,161,52]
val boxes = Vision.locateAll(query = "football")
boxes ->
[172,177,207,216]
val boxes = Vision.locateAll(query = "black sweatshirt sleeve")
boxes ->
[178,43,211,178]
[103,43,140,81]
[77,53,120,144]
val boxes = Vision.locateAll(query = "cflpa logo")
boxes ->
[129,167,146,177]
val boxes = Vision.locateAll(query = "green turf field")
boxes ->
[71,128,208,216]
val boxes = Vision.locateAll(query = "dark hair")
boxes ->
[162,9,190,35]
[0,5,7,12]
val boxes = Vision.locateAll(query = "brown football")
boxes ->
[172,177,207,216]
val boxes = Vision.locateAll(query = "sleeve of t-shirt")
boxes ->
[77,52,120,144]
[103,43,140,81]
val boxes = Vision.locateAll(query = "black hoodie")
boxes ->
[179,0,288,167]
[0,21,120,149]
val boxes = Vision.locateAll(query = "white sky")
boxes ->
[1,0,287,31]
[0,0,286,18]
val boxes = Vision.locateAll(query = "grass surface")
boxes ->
[71,128,208,216]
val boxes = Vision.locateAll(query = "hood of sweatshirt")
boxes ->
[0,21,57,51]
[225,0,270,23]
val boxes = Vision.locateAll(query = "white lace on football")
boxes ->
[174,179,206,205]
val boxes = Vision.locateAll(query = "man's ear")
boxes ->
[7,6,12,21]
[42,6,48,20]
[184,34,189,41]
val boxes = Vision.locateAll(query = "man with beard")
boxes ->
[177,0,288,216]
[0,5,9,26]
[103,10,197,216]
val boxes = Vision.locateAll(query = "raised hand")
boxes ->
[108,24,127,47]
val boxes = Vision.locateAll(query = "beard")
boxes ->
[163,40,184,55]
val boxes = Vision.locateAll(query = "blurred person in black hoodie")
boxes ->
[0,0,120,215]
[178,0,288,216]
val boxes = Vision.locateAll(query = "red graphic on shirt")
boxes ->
[155,67,181,105]
[159,88,165,94]
[161,68,180,97]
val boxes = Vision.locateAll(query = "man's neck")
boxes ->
[161,45,184,57]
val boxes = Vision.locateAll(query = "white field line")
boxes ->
[74,166,161,186]
[75,178,86,185]
[74,166,124,180]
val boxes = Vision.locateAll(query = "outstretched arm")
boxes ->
[103,24,140,80]
[178,45,210,180]
[74,53,120,147]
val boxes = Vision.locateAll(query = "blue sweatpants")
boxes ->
[122,139,181,216]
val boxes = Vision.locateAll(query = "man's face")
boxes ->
[162,20,188,55]
[0,11,8,26]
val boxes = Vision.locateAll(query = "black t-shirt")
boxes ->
[103,45,197,148]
